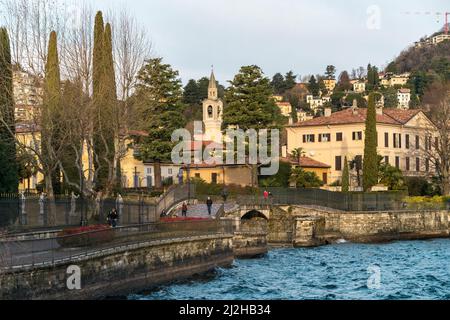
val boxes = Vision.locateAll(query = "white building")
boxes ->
[353,81,366,93]
[397,88,411,110]
[306,95,324,111]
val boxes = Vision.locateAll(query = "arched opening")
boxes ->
[208,106,213,118]
[241,210,268,221]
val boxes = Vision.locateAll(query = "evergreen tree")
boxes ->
[0,27,18,194]
[271,73,285,94]
[134,58,186,188]
[284,71,297,91]
[308,76,320,96]
[42,31,62,195]
[342,156,349,192]
[223,66,284,187]
[103,23,119,190]
[183,79,200,104]
[223,65,283,131]
[363,93,378,191]
[92,12,118,192]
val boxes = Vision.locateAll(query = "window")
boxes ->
[425,159,430,172]
[168,169,173,175]
[395,156,400,169]
[211,173,218,184]
[406,134,410,149]
[322,173,328,185]
[352,131,362,141]
[146,168,152,175]
[195,173,201,178]
[384,132,389,148]
[336,132,343,141]
[435,137,439,150]
[393,134,402,148]
[303,134,315,143]
[425,136,432,151]
[406,157,410,171]
[335,156,342,171]
[384,156,389,164]
[416,135,420,149]
[319,133,331,142]
[416,158,420,172]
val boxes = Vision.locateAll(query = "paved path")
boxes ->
[172,203,237,218]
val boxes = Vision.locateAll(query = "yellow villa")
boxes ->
[286,105,436,186]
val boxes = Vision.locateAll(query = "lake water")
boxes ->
[130,239,450,300]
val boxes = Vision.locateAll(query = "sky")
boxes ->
[87,0,449,85]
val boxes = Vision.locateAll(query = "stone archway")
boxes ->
[241,210,269,221]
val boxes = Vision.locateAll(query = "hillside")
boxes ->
[387,35,450,81]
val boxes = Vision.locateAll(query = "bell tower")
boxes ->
[202,70,223,143]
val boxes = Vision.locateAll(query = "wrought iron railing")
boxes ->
[0,219,232,271]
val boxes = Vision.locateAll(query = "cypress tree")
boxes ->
[41,31,62,197]
[342,156,349,192]
[92,12,117,192]
[363,93,378,191]
[104,23,119,191]
[0,27,18,194]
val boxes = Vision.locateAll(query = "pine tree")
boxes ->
[223,65,283,131]
[308,76,320,97]
[0,27,18,194]
[342,156,349,192]
[133,58,186,188]
[271,73,285,94]
[183,79,200,104]
[284,71,297,91]
[363,93,378,191]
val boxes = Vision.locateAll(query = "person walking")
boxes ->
[107,208,119,228]
[263,190,269,200]
[181,202,188,217]
[206,197,213,216]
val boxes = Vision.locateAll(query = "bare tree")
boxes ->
[424,93,450,195]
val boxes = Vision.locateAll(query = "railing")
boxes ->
[0,184,196,230]
[0,219,233,271]
[234,188,420,212]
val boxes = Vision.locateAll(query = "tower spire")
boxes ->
[208,68,218,99]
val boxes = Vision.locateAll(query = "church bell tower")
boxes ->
[202,70,223,143]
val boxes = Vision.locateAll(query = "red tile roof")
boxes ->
[287,108,421,127]
[282,156,331,169]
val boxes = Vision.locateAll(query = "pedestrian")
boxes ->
[206,197,213,215]
[107,208,119,228]
[182,202,188,217]
[263,190,269,200]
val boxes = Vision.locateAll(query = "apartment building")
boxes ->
[397,88,411,109]
[13,69,43,122]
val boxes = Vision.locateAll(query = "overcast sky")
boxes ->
[89,0,449,85]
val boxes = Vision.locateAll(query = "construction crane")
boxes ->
[403,11,449,34]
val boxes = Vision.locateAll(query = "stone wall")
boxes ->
[290,206,450,243]
[0,235,233,300]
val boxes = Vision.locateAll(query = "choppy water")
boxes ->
[130,239,450,300]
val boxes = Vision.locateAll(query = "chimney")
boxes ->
[324,107,332,117]
[351,99,358,115]
[376,106,383,115]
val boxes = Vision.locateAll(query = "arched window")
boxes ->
[208,106,213,118]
